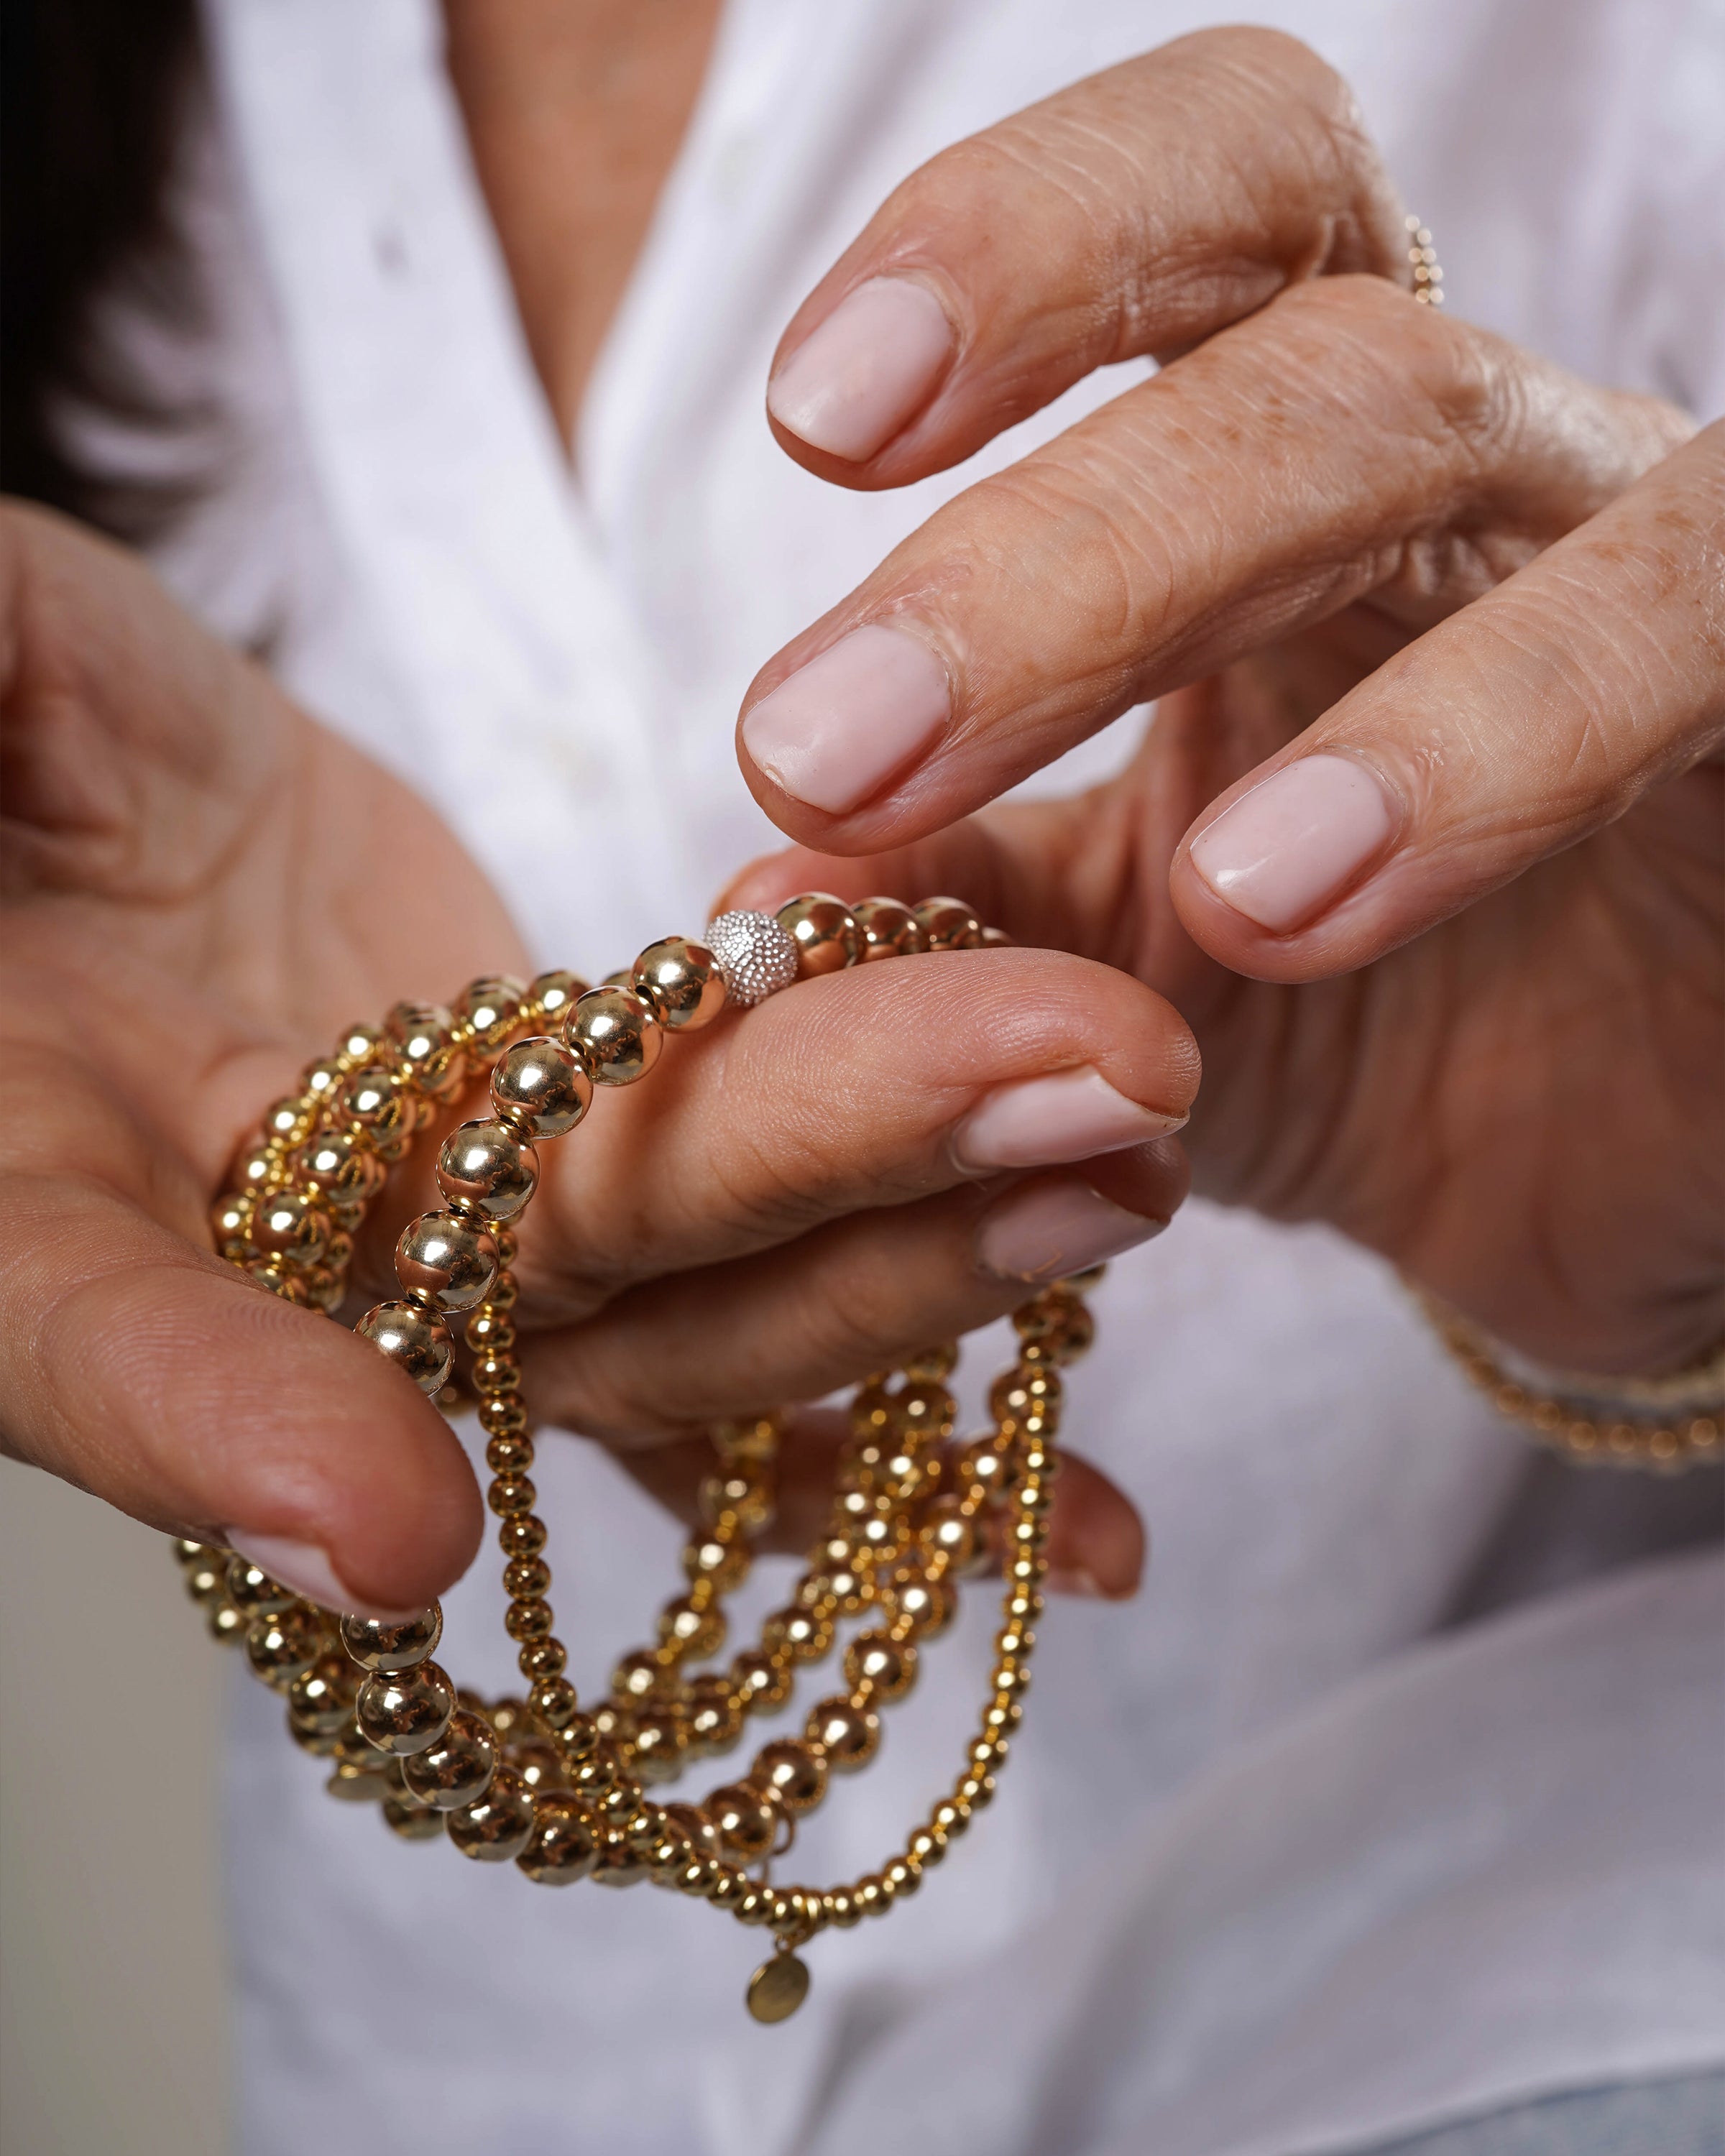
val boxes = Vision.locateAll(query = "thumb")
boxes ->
[0,1174,482,1614]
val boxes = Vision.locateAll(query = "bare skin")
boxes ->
[0,22,1717,1613]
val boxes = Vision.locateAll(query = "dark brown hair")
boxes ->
[1,0,203,538]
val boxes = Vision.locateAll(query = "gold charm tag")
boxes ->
[746,1950,811,2023]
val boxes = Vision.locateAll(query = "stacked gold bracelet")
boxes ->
[177,894,1095,2022]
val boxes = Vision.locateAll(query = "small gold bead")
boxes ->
[341,1064,414,1149]
[487,1474,538,1516]
[251,1189,330,1269]
[516,1637,568,1683]
[527,1674,580,1729]
[762,1604,834,1661]
[907,1825,946,1869]
[183,1553,228,1607]
[510,1738,569,1794]
[775,893,860,977]
[496,1514,547,1558]
[842,1631,916,1702]
[486,1433,533,1477]
[454,976,528,1056]
[699,1467,773,1531]
[657,1593,725,1661]
[883,1856,920,1899]
[824,1886,862,1928]
[730,1646,791,1713]
[919,1494,980,1571]
[630,1704,691,1785]
[385,1000,466,1098]
[566,986,663,1085]
[683,1532,750,1593]
[684,1672,745,1756]
[288,1651,358,1736]
[226,1557,296,1618]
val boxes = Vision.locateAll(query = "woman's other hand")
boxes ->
[0,507,1192,1610]
[734,27,1724,1376]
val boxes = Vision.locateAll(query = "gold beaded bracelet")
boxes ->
[178,894,1100,2022]
[1421,1292,1724,1475]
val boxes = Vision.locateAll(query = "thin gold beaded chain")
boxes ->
[176,895,1098,2022]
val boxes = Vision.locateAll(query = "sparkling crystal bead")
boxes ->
[704,911,800,1008]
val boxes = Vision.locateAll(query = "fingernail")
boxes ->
[768,278,954,461]
[1189,755,1397,932]
[976,1176,1167,1284]
[952,1067,1186,1175]
[224,1531,418,1622]
[1045,1566,1108,1598]
[742,623,949,815]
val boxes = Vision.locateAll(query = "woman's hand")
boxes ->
[733,27,1724,1376]
[0,506,1195,1609]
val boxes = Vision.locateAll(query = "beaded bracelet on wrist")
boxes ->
[177,894,1098,2022]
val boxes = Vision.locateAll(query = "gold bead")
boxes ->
[245,1603,326,1688]
[913,896,983,951]
[658,1801,722,1859]
[488,1474,538,1516]
[932,1797,970,1840]
[448,1763,536,1861]
[589,1835,651,1889]
[566,985,663,1085]
[852,1873,888,1917]
[824,1886,862,1928]
[919,1494,979,1570]
[510,1738,569,1793]
[455,976,528,1055]
[288,1651,358,1735]
[883,1855,920,1899]
[395,1210,499,1314]
[339,1606,443,1672]
[683,1531,750,1593]
[250,1189,330,1269]
[355,1659,457,1756]
[611,1649,673,1702]
[226,1557,296,1617]
[804,1697,880,1774]
[852,896,925,962]
[684,1672,745,1756]
[516,1638,567,1683]
[631,938,727,1031]
[907,1825,947,1869]
[761,1604,833,1662]
[261,1094,318,1149]
[699,1468,773,1532]
[956,1772,996,1811]
[323,1758,390,1802]
[401,1708,497,1809]
[496,1514,546,1557]
[486,1432,533,1477]
[527,1674,579,1729]
[732,1884,775,1926]
[504,1596,554,1641]
[749,1737,828,1815]
[381,1794,446,1842]
[489,1035,592,1139]
[210,1193,254,1260]
[385,1000,466,1097]
[705,1782,778,1862]
[658,1594,725,1661]
[729,1647,791,1714]
[341,1064,414,1149]
[354,1299,453,1393]
[774,893,860,977]
[630,1704,690,1784]
[516,1793,598,1885]
[436,1120,538,1223]
[843,1632,916,1702]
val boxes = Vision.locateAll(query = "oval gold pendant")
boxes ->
[746,1950,811,2023]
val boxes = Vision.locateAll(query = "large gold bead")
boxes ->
[295,1126,377,1203]
[245,1603,326,1689]
[448,1764,536,1862]
[489,1036,592,1139]
[209,1193,254,1260]
[435,1119,538,1225]
[340,1606,443,1672]
[659,1802,722,1859]
[250,1190,330,1269]
[382,1794,446,1842]
[852,896,926,961]
[354,1299,453,1393]
[182,1552,229,1607]
[843,1632,917,1703]
[805,1697,880,1774]
[515,1793,598,1885]
[401,1708,497,1809]
[261,1095,318,1149]
[385,1000,466,1097]
[510,1738,569,1794]
[611,1649,671,1703]
[566,985,662,1085]
[657,1593,725,1661]
[629,1704,690,1785]
[289,1651,359,1734]
[226,1556,296,1617]
[730,1647,791,1715]
[760,1605,832,1663]
[913,896,983,951]
[632,937,727,1031]
[394,1210,498,1314]
[749,1738,828,1816]
[706,1782,778,1862]
[355,1658,457,1756]
[920,1493,981,1572]
[775,893,860,977]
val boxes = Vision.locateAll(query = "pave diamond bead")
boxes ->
[704,911,800,1009]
